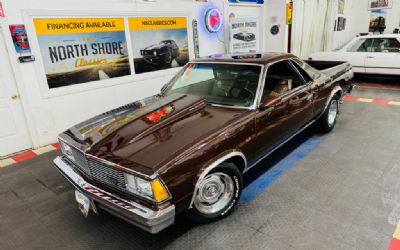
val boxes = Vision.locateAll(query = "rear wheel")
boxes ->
[318,95,339,133]
[188,162,242,224]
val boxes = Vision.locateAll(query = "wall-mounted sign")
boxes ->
[271,25,280,35]
[230,17,259,53]
[129,17,189,74]
[228,0,264,4]
[33,18,130,89]
[204,8,222,33]
[9,25,31,53]
[192,19,200,58]
[368,0,393,10]
[286,2,293,25]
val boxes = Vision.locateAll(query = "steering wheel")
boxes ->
[229,86,255,98]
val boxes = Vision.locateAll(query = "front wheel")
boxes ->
[188,162,243,224]
[317,96,339,133]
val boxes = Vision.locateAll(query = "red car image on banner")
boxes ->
[9,24,31,53]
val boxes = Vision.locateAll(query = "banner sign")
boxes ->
[286,2,293,25]
[129,17,189,74]
[9,25,31,53]
[229,17,259,53]
[192,19,200,58]
[33,18,130,89]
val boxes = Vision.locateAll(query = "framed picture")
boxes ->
[337,17,343,31]
[368,0,393,10]
[338,0,345,14]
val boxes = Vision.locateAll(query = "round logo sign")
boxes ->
[271,25,280,35]
[205,8,222,33]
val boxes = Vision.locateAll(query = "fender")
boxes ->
[319,86,343,118]
[188,151,247,209]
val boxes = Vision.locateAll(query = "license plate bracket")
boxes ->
[75,190,91,217]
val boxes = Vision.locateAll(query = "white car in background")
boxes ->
[309,34,400,75]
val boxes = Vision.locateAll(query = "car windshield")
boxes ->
[163,63,262,108]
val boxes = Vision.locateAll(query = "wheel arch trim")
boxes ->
[324,86,343,112]
[188,151,247,209]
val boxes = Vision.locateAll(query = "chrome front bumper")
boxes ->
[53,156,175,234]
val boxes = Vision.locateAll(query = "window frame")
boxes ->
[259,59,309,105]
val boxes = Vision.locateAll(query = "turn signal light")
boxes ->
[151,179,170,202]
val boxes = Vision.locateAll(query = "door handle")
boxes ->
[11,94,19,100]
[366,56,374,59]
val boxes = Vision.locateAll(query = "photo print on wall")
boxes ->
[129,17,189,74]
[33,18,130,88]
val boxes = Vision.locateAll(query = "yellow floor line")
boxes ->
[0,158,17,168]
[394,221,400,240]
[32,145,57,155]
[357,98,373,103]
[389,101,400,106]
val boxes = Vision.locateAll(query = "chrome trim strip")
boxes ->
[243,119,316,173]
[53,156,175,233]
[188,151,247,209]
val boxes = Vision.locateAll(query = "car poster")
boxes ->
[229,17,259,53]
[33,18,131,89]
[129,17,189,74]
[9,25,31,53]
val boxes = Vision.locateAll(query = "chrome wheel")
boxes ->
[194,172,235,215]
[328,99,338,127]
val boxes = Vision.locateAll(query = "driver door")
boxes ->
[249,60,313,164]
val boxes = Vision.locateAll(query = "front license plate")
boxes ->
[75,190,91,218]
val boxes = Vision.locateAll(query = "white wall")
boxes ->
[1,0,197,149]
[1,0,287,153]
[332,0,400,49]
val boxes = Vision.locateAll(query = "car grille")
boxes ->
[87,159,126,190]
[71,148,91,175]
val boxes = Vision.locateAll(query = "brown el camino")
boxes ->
[54,53,354,233]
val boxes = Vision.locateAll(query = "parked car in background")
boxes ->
[309,34,400,75]
[140,40,180,66]
[54,53,353,234]
[233,32,256,42]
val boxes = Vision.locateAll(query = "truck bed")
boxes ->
[304,60,346,71]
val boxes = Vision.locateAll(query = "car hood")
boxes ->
[144,43,164,50]
[67,93,249,175]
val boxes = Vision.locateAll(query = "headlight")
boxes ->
[60,140,74,161]
[153,51,157,56]
[125,174,170,202]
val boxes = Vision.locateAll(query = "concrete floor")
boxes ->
[1,86,400,250]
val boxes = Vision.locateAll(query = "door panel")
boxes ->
[343,52,367,73]
[0,31,32,157]
[365,53,400,74]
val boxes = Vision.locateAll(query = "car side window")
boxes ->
[290,60,313,83]
[262,60,305,102]
[371,38,400,52]
[354,39,374,52]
